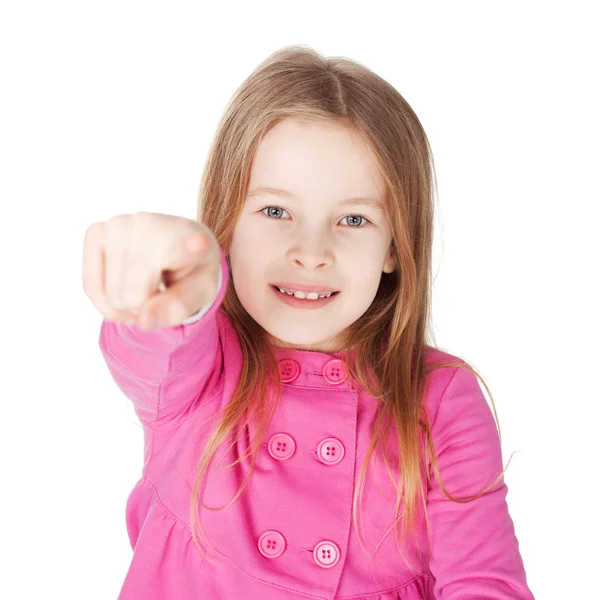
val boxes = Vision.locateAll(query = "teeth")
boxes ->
[276,286,333,299]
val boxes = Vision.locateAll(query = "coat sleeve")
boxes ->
[98,244,229,430]
[426,366,535,599]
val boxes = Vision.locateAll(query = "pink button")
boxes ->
[279,358,301,383]
[313,540,341,568]
[268,433,296,461]
[258,530,286,558]
[316,438,345,465]
[322,358,347,385]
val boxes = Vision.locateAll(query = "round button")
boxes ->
[268,433,296,461]
[322,358,348,385]
[316,437,345,465]
[313,540,341,568]
[279,359,301,383]
[258,530,286,558]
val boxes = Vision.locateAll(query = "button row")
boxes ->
[258,530,341,568]
[278,358,348,385]
[268,433,345,465]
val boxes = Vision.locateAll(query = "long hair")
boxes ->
[188,45,511,571]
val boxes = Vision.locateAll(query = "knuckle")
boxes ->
[82,281,94,300]
[83,222,98,243]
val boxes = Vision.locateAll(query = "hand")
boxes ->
[82,211,221,331]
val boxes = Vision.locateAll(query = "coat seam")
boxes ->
[429,367,461,431]
[336,569,433,599]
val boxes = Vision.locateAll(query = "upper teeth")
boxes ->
[276,286,334,299]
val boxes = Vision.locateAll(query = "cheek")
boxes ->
[229,227,271,296]
[346,247,384,272]
[345,252,387,294]
[231,219,258,261]
[233,214,279,250]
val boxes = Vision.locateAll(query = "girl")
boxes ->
[89,45,535,599]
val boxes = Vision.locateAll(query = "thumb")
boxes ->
[139,261,219,330]
[138,284,191,330]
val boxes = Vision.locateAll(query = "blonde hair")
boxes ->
[189,45,512,572]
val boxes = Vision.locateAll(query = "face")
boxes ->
[228,118,395,353]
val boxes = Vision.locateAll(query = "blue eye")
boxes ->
[340,214,369,227]
[261,207,370,228]
[262,206,289,219]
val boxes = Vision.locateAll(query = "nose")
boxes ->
[287,231,333,270]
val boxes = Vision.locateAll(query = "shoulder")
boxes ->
[421,347,484,429]
[422,347,465,394]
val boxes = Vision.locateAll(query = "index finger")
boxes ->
[162,230,214,274]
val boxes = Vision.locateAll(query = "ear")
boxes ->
[383,247,396,274]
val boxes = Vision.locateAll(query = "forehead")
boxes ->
[248,118,386,205]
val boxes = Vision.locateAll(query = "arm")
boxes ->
[427,367,535,599]
[99,245,229,429]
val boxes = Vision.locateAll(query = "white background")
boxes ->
[1,1,598,598]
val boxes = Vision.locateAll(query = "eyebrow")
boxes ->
[247,186,385,210]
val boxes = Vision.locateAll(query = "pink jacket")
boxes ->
[100,245,535,599]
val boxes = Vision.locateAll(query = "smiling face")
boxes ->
[228,118,396,353]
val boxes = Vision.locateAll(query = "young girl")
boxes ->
[88,45,535,599]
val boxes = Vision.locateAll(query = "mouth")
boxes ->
[270,285,340,308]
[270,284,340,297]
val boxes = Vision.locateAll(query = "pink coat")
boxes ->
[100,245,535,599]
